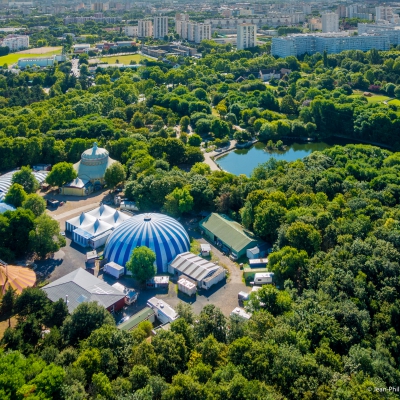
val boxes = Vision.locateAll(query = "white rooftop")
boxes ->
[231,307,252,320]
[147,297,178,321]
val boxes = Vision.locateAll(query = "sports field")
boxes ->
[100,54,151,65]
[0,47,62,65]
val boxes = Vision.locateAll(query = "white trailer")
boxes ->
[103,261,124,279]
[251,272,274,286]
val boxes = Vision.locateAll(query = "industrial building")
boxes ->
[271,32,391,58]
[42,268,126,313]
[65,205,131,249]
[104,213,190,274]
[169,252,226,290]
[17,56,55,68]
[200,213,261,259]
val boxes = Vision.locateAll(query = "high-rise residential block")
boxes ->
[138,20,153,38]
[322,13,339,33]
[237,23,256,50]
[153,16,169,39]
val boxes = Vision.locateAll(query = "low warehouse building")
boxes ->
[42,268,126,313]
[118,307,155,331]
[169,252,226,290]
[200,213,262,259]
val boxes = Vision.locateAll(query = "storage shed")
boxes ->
[178,278,197,296]
[199,213,262,259]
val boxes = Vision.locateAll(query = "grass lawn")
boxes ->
[349,93,390,104]
[100,54,151,65]
[0,48,62,65]
[388,99,400,107]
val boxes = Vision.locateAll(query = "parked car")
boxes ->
[117,316,130,325]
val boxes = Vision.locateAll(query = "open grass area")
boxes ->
[349,93,391,104]
[388,99,400,107]
[0,47,62,65]
[100,54,151,65]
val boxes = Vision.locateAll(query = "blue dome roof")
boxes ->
[104,213,190,273]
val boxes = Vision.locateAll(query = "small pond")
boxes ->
[215,139,353,177]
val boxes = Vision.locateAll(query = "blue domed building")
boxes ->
[104,213,190,273]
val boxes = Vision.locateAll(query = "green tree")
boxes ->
[104,162,126,190]
[29,214,66,258]
[179,116,190,132]
[164,187,194,216]
[195,304,227,343]
[285,221,321,255]
[0,286,16,327]
[11,166,39,194]
[280,95,298,114]
[62,302,115,345]
[4,183,27,208]
[125,246,156,283]
[46,162,77,188]
[91,372,113,398]
[253,201,286,241]
[22,193,46,217]
[250,285,292,316]
[188,134,202,147]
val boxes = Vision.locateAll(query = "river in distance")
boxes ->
[215,139,353,177]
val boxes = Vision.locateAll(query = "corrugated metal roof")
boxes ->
[200,213,259,253]
[42,268,125,313]
[170,252,219,281]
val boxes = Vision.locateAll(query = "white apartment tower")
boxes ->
[322,13,339,33]
[237,23,256,50]
[153,16,169,39]
[138,20,153,37]
[2,35,29,51]
[186,22,211,43]
[175,13,189,38]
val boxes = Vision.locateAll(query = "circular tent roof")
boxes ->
[104,213,190,273]
[0,264,36,294]
[73,142,116,182]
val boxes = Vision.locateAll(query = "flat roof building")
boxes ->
[272,32,391,58]
[237,23,256,50]
[147,297,178,325]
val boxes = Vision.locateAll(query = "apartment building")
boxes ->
[375,6,399,24]
[237,23,256,50]
[138,20,153,38]
[124,26,138,37]
[271,33,390,58]
[322,12,339,33]
[175,13,189,38]
[91,2,109,12]
[153,16,168,39]
[2,35,29,51]
[185,22,211,43]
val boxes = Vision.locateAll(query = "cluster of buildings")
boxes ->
[137,16,169,39]
[175,13,211,44]
[63,15,122,25]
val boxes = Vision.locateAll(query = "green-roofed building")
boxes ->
[118,307,155,331]
[199,213,262,259]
